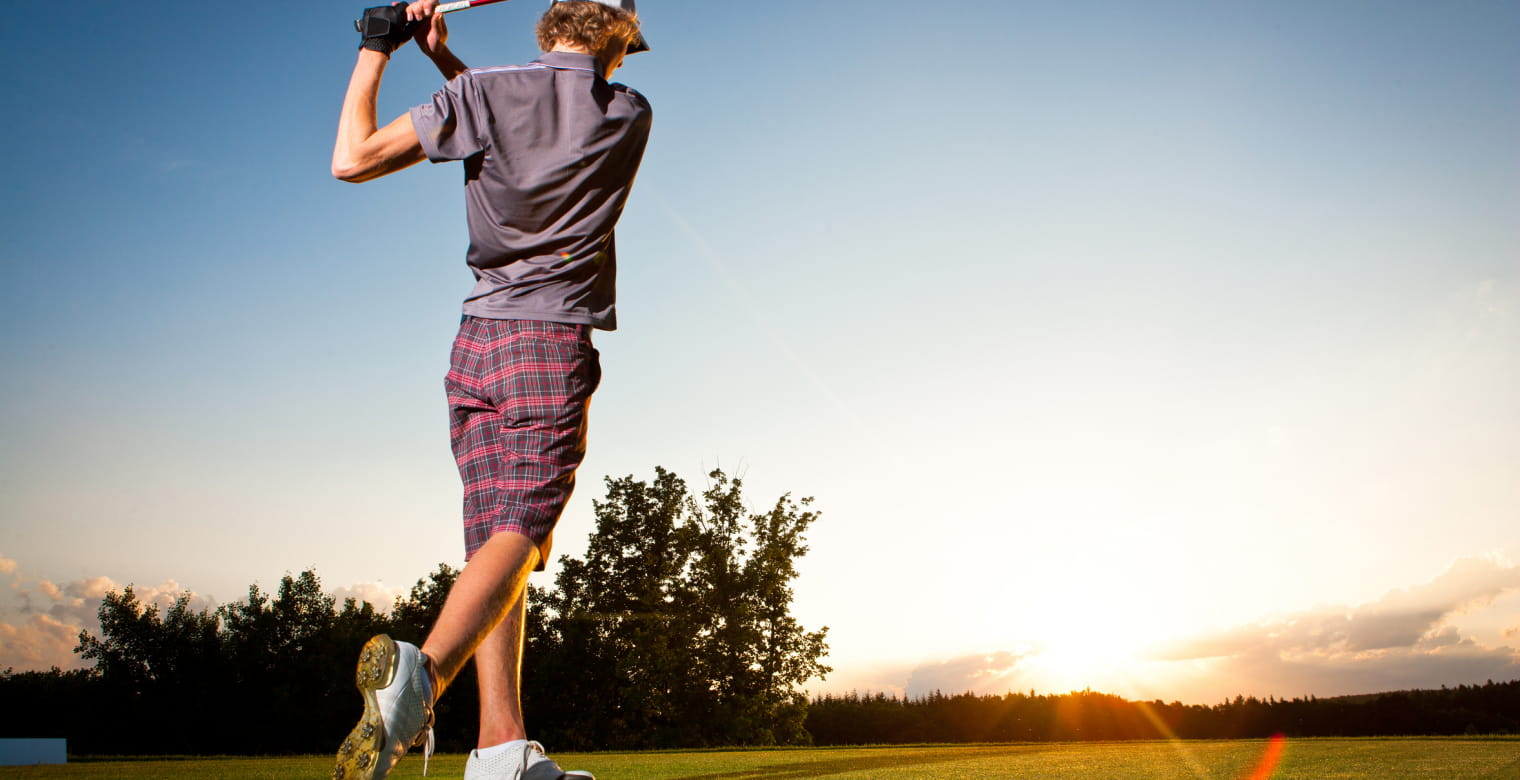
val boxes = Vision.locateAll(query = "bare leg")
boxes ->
[420,531,540,695]
[474,591,529,748]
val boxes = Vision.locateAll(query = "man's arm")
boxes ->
[331,49,426,182]
[409,3,468,81]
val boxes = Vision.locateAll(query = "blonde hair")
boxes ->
[536,2,641,61]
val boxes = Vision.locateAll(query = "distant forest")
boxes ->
[2,467,1517,753]
[806,683,1520,745]
[2,469,833,754]
[6,658,1517,754]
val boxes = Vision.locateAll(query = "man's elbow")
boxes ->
[331,159,369,182]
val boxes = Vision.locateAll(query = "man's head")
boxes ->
[538,0,647,76]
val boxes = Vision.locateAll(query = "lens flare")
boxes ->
[1133,700,1211,778]
[1243,734,1288,780]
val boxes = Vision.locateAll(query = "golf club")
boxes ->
[434,0,512,14]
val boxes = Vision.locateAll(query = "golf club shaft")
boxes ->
[435,0,511,14]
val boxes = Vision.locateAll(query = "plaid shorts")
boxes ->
[445,317,601,566]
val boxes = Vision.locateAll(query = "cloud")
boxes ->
[0,557,412,673]
[130,580,220,617]
[1181,632,1519,702]
[36,580,63,601]
[1151,557,1520,661]
[905,651,1033,698]
[1145,557,1520,699]
[818,557,1520,704]
[0,564,217,673]
[331,582,401,614]
[0,614,86,672]
[67,576,117,601]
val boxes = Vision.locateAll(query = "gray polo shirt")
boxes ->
[410,51,652,330]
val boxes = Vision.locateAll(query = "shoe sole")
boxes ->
[333,634,400,780]
[524,765,595,780]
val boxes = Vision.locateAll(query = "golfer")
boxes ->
[329,1,651,778]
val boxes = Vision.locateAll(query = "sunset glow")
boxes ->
[2,0,1517,708]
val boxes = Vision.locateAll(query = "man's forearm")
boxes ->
[332,50,426,182]
[428,47,468,81]
[333,50,389,178]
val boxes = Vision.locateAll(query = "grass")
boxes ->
[1,738,1517,779]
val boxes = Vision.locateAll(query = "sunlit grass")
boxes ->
[3,738,1516,779]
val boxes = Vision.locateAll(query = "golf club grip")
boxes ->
[436,0,510,13]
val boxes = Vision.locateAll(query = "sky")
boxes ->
[1,0,1517,707]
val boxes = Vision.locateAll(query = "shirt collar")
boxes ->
[536,51,605,76]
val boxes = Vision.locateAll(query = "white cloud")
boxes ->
[36,580,63,601]
[1144,557,1520,699]
[66,576,117,601]
[0,565,217,672]
[905,651,1034,698]
[806,658,918,699]
[1151,556,1520,661]
[827,556,1520,705]
[131,580,220,617]
[0,557,413,672]
[331,582,401,614]
[0,614,88,672]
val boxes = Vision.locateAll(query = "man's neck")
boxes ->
[548,43,614,79]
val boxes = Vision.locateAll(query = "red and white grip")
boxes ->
[435,0,511,13]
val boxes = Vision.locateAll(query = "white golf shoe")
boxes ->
[464,740,594,780]
[334,634,436,780]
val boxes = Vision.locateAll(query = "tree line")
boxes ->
[0,468,829,755]
[806,683,1520,745]
[4,463,1517,753]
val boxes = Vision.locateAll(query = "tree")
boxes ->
[53,467,832,753]
[527,467,830,749]
[75,586,226,753]
[527,467,697,748]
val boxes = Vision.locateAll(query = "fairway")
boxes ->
[2,739,1517,779]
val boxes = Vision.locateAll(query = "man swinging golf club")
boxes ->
[330,1,651,778]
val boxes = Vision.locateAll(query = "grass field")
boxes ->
[2,739,1517,779]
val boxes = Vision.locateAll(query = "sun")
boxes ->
[1013,595,1170,694]
[1034,635,1136,689]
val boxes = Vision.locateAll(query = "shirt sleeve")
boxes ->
[409,72,487,162]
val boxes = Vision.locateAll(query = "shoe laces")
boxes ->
[409,713,434,775]
[414,654,438,776]
[518,741,548,779]
[418,725,435,776]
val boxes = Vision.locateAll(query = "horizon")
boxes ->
[2,0,1517,710]
[4,534,1516,707]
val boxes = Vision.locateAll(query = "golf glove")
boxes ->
[356,4,419,54]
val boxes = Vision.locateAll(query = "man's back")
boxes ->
[411,52,652,329]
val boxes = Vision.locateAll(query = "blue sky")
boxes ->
[2,0,1517,704]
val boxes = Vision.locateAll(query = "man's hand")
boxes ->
[410,3,449,61]
[356,3,419,55]
[405,0,468,80]
[404,0,440,24]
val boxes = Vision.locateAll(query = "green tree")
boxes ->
[390,563,459,642]
[731,478,832,744]
[75,586,226,752]
[528,467,830,749]
[526,467,696,747]
[218,569,364,752]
